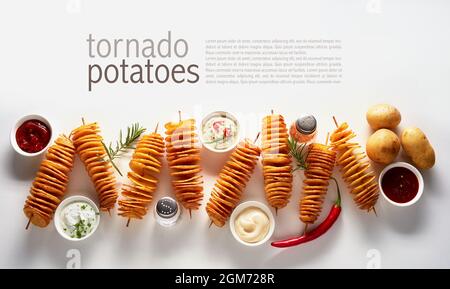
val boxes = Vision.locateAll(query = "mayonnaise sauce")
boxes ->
[234,207,270,243]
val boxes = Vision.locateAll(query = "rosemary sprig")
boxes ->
[102,123,146,176]
[288,137,309,172]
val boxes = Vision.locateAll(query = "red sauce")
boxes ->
[15,120,51,153]
[381,167,419,203]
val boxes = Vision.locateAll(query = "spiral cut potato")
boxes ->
[118,131,165,221]
[23,135,76,228]
[165,118,203,212]
[299,143,336,224]
[71,122,118,211]
[262,114,293,210]
[206,139,261,227]
[330,122,379,212]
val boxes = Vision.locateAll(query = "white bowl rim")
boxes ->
[229,200,275,247]
[10,114,53,157]
[200,110,240,153]
[378,162,424,207]
[54,195,100,242]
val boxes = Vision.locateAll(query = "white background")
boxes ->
[1,0,449,268]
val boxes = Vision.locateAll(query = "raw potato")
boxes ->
[366,104,401,130]
[366,129,400,164]
[401,127,435,169]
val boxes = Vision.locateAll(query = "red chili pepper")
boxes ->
[271,178,341,248]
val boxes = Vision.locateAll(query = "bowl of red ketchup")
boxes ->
[379,162,424,207]
[11,114,52,157]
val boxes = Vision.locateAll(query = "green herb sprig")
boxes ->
[288,137,309,172]
[102,123,146,176]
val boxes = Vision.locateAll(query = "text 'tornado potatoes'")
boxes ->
[366,129,400,165]
[366,104,401,130]
[401,127,435,169]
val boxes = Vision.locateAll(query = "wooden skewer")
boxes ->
[333,116,339,128]
[209,220,214,228]
[178,110,182,123]
[82,117,86,125]
[275,208,278,216]
[107,209,111,217]
[189,209,192,219]
[254,132,261,143]
[303,224,309,236]
[126,218,131,227]
[325,132,330,146]
[271,109,274,115]
[154,122,159,133]
[25,215,32,230]
[372,207,378,217]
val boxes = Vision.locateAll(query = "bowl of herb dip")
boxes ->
[54,196,100,241]
[201,111,240,153]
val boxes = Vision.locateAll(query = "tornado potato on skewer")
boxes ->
[118,124,164,226]
[23,135,76,228]
[261,112,293,212]
[299,143,336,225]
[71,120,118,212]
[329,117,379,212]
[165,112,204,216]
[206,136,261,227]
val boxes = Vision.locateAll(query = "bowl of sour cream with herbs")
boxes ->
[54,196,100,241]
[201,111,240,153]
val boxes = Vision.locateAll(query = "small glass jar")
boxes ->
[289,114,317,143]
[154,197,181,227]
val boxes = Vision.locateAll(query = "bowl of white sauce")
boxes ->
[229,201,275,247]
[54,195,100,241]
[201,111,240,153]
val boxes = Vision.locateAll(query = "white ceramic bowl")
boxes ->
[379,162,424,207]
[229,201,275,247]
[10,114,53,157]
[201,111,240,153]
[54,196,100,241]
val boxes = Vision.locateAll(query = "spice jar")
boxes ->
[290,115,317,143]
[154,197,181,227]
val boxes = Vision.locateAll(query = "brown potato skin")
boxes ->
[366,104,401,130]
[366,129,400,164]
[401,127,435,169]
